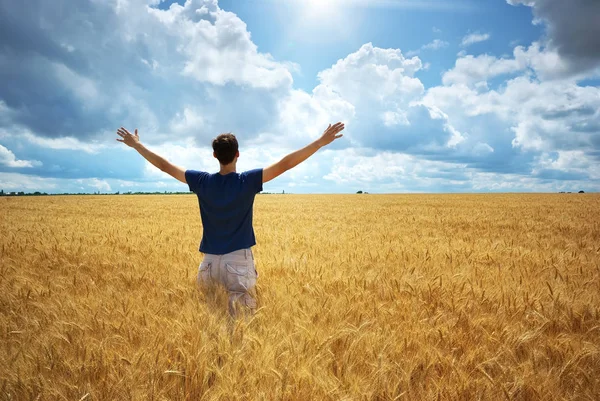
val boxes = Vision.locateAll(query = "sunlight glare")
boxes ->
[302,0,342,20]
[287,0,355,44]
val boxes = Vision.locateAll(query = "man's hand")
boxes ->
[116,127,141,149]
[316,122,345,148]
[263,122,346,184]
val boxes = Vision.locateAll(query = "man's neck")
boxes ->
[219,164,236,175]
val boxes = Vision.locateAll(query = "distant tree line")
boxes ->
[0,189,292,196]
[0,189,193,196]
[0,190,49,196]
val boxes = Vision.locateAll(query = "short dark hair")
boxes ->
[212,133,239,165]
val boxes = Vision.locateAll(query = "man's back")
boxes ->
[185,169,263,255]
[116,122,344,317]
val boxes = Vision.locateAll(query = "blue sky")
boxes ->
[1,0,599,194]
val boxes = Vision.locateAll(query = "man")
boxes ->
[116,122,345,316]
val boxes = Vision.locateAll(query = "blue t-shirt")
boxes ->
[185,169,263,255]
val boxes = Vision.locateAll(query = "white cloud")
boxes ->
[317,43,424,104]
[507,0,600,75]
[441,42,573,87]
[83,178,112,192]
[0,145,41,168]
[442,54,520,86]
[461,32,491,47]
[147,1,293,90]
[535,150,600,179]
[23,132,106,154]
[0,0,299,150]
[323,149,408,185]
[169,107,205,134]
[273,87,355,148]
[425,52,600,182]
[407,39,449,56]
[469,171,598,192]
[423,39,449,50]
[0,173,58,191]
[322,148,477,192]
[512,42,571,80]
[281,42,477,158]
[473,142,495,155]
[445,123,466,148]
[382,111,409,127]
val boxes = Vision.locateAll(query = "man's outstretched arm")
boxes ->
[116,127,186,184]
[263,122,345,184]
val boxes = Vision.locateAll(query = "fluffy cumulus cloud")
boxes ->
[424,49,600,185]
[0,145,41,168]
[303,43,470,153]
[0,0,599,193]
[0,0,292,145]
[441,42,572,86]
[507,0,600,74]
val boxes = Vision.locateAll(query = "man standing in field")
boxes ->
[115,123,345,317]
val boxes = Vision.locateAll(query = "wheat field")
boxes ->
[1,194,599,400]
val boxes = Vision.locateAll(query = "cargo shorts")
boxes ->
[197,248,258,317]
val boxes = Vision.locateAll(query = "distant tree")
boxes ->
[579,190,585,193]
[0,189,3,196]
[357,190,363,194]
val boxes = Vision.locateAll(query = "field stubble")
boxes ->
[1,194,599,400]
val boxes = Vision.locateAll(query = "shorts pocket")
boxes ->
[225,262,256,293]
[197,261,212,287]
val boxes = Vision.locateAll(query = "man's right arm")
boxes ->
[263,122,345,184]
[116,127,186,184]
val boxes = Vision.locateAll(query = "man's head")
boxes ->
[212,133,239,165]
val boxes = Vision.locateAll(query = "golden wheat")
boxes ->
[1,194,599,400]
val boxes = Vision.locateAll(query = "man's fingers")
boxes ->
[116,138,124,142]
[116,130,126,138]
[335,134,343,139]
[330,122,344,132]
[119,127,131,135]
[325,123,344,135]
[135,128,138,136]
[331,124,344,134]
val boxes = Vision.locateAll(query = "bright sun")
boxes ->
[288,0,353,43]
[302,0,342,20]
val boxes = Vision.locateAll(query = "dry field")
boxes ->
[1,194,599,400]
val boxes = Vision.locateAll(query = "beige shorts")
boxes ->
[197,248,258,316]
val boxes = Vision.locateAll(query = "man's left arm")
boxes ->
[116,127,186,184]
